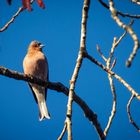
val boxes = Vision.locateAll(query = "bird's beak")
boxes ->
[39,44,45,49]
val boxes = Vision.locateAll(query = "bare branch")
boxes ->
[84,52,140,100]
[108,0,139,67]
[127,95,140,131]
[103,38,118,136]
[57,123,67,140]
[93,31,128,135]
[98,0,140,18]
[86,49,140,135]
[113,29,127,48]
[96,45,107,62]
[104,73,116,136]
[97,28,128,65]
[109,29,127,59]
[0,7,24,32]
[0,0,35,32]
[131,0,140,5]
[89,30,136,136]
[110,58,116,70]
[0,66,105,140]
[64,0,90,139]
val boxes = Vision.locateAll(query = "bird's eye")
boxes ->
[35,42,40,47]
[38,42,41,46]
[32,41,41,48]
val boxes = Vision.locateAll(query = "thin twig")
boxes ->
[98,0,140,18]
[98,33,127,136]
[113,31,127,49]
[64,0,90,140]
[58,123,67,140]
[96,45,107,62]
[103,38,117,136]
[96,38,117,136]
[104,73,116,136]
[0,7,23,32]
[108,0,139,67]
[0,66,105,140]
[127,95,140,131]
[96,28,128,64]
[0,0,35,32]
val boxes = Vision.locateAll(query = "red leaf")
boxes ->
[26,0,32,11]
[22,0,27,8]
[37,0,45,9]
[22,0,32,11]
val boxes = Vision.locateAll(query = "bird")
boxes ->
[23,40,50,121]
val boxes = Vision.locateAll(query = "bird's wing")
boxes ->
[45,73,48,100]
[45,57,49,100]
[45,88,47,100]
[28,83,38,103]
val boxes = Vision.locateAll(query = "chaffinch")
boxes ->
[23,40,50,121]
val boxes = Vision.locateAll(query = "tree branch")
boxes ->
[63,0,91,140]
[0,0,35,32]
[0,7,23,32]
[57,123,67,140]
[97,32,127,136]
[103,38,117,136]
[84,53,140,100]
[0,66,105,140]
[131,0,140,5]
[98,0,140,18]
[108,0,139,67]
[127,95,140,132]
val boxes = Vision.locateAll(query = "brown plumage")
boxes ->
[23,40,50,121]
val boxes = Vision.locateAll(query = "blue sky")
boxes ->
[0,0,140,140]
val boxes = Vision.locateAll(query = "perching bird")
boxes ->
[23,40,50,121]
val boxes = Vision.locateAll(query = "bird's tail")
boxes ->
[38,100,50,121]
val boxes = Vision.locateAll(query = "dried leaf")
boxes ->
[26,0,32,11]
[22,0,32,11]
[37,0,45,9]
[22,0,27,8]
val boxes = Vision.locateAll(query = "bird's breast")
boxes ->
[23,53,48,80]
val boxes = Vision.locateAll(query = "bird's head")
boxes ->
[28,40,45,52]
